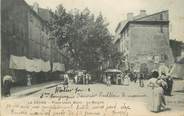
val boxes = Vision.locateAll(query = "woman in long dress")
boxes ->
[124,73,130,86]
[27,74,32,86]
[106,75,111,86]
[147,71,167,112]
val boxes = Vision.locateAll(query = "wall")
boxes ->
[1,0,29,76]
[117,11,174,72]
[1,0,66,85]
[128,22,174,71]
[136,11,168,21]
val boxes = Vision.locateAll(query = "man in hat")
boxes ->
[165,74,173,96]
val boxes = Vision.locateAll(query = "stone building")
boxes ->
[114,10,174,72]
[1,0,66,85]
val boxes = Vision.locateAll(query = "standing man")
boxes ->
[3,74,14,97]
[139,73,144,87]
[106,74,111,86]
[63,74,69,89]
[164,74,173,96]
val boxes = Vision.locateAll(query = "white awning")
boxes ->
[52,62,65,72]
[25,58,51,72]
[25,58,37,72]
[9,55,27,70]
[41,61,51,72]
[9,55,51,72]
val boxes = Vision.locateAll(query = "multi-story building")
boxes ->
[114,10,174,72]
[1,0,66,85]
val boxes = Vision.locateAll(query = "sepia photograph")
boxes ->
[1,0,184,116]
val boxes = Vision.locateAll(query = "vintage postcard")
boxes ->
[1,0,184,116]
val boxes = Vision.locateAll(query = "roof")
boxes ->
[23,0,48,25]
[118,10,169,34]
[38,8,53,22]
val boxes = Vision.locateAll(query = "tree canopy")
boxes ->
[50,5,113,72]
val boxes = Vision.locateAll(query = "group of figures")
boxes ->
[62,72,92,86]
[104,71,145,87]
[147,71,173,112]
[2,73,32,97]
[74,73,92,84]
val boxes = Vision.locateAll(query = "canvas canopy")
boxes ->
[25,58,51,72]
[9,55,27,70]
[52,62,65,72]
[9,55,51,72]
[42,61,51,72]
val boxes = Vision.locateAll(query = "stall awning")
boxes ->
[25,58,51,72]
[9,55,51,72]
[52,62,65,72]
[9,55,27,70]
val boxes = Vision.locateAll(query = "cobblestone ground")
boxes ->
[29,79,184,113]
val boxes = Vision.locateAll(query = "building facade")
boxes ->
[1,0,66,85]
[114,10,174,72]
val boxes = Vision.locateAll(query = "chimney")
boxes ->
[140,10,146,17]
[33,2,39,13]
[127,12,134,21]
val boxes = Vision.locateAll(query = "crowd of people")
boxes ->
[104,71,146,87]
[62,71,92,87]
[2,64,174,114]
[73,72,92,84]
[103,67,174,113]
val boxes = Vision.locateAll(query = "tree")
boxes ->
[50,5,113,72]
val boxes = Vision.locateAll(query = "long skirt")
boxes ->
[148,87,165,112]
[124,78,130,85]
[3,80,11,96]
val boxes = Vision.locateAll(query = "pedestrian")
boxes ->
[83,73,86,84]
[164,74,173,96]
[27,74,32,86]
[74,74,78,84]
[139,73,144,87]
[129,72,134,82]
[88,74,92,84]
[86,74,89,84]
[147,71,167,112]
[116,74,121,85]
[3,74,14,97]
[159,73,168,95]
[63,74,69,89]
[133,71,138,83]
[106,75,111,86]
[120,72,125,85]
[124,73,130,86]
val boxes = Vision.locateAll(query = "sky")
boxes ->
[25,0,184,42]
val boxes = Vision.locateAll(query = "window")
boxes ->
[127,27,129,37]
[160,25,163,33]
[160,14,163,20]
